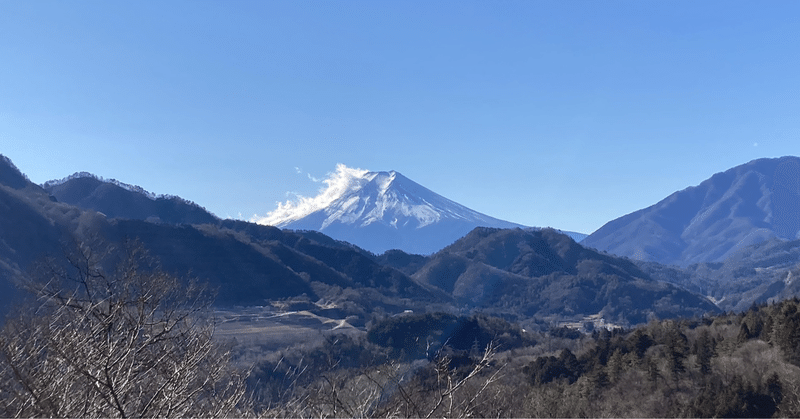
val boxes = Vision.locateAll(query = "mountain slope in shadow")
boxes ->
[414,228,719,326]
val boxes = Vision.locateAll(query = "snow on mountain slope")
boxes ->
[255,165,519,230]
[253,165,529,255]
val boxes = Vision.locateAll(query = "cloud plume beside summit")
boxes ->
[253,164,370,227]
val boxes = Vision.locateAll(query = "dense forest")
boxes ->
[2,241,800,417]
[239,299,800,418]
[2,238,800,417]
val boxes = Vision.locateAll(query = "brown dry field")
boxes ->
[214,307,362,351]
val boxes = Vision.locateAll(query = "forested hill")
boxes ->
[44,173,218,225]
[0,155,442,320]
[412,227,719,326]
[245,297,800,417]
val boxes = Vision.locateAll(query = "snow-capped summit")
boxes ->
[253,165,527,255]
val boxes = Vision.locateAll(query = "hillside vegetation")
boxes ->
[239,298,800,417]
[5,154,800,416]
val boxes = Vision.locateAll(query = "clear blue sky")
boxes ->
[2,1,799,234]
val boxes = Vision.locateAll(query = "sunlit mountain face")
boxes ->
[254,165,528,255]
[584,156,800,266]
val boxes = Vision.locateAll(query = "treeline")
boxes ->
[5,240,800,417]
[246,301,800,417]
[518,304,795,418]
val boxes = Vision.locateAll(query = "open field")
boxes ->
[214,306,362,352]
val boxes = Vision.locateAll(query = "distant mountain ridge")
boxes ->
[0,155,441,321]
[256,164,585,255]
[44,172,218,225]
[45,172,179,201]
[584,156,800,266]
[14,153,800,329]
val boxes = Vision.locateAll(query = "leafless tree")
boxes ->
[0,240,250,417]
[422,342,503,418]
[275,342,502,418]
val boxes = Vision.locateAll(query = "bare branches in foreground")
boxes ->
[0,241,249,418]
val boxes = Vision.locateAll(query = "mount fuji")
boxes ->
[254,165,585,255]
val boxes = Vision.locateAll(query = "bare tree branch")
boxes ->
[0,239,250,418]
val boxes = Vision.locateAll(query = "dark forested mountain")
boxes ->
[44,173,218,225]
[373,249,431,276]
[584,156,800,266]
[0,157,93,311]
[0,155,444,321]
[95,219,437,309]
[0,155,31,190]
[413,227,719,326]
[20,154,800,329]
[638,236,800,312]
[9,154,800,417]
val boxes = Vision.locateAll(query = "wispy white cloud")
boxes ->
[295,166,322,182]
[252,164,371,226]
